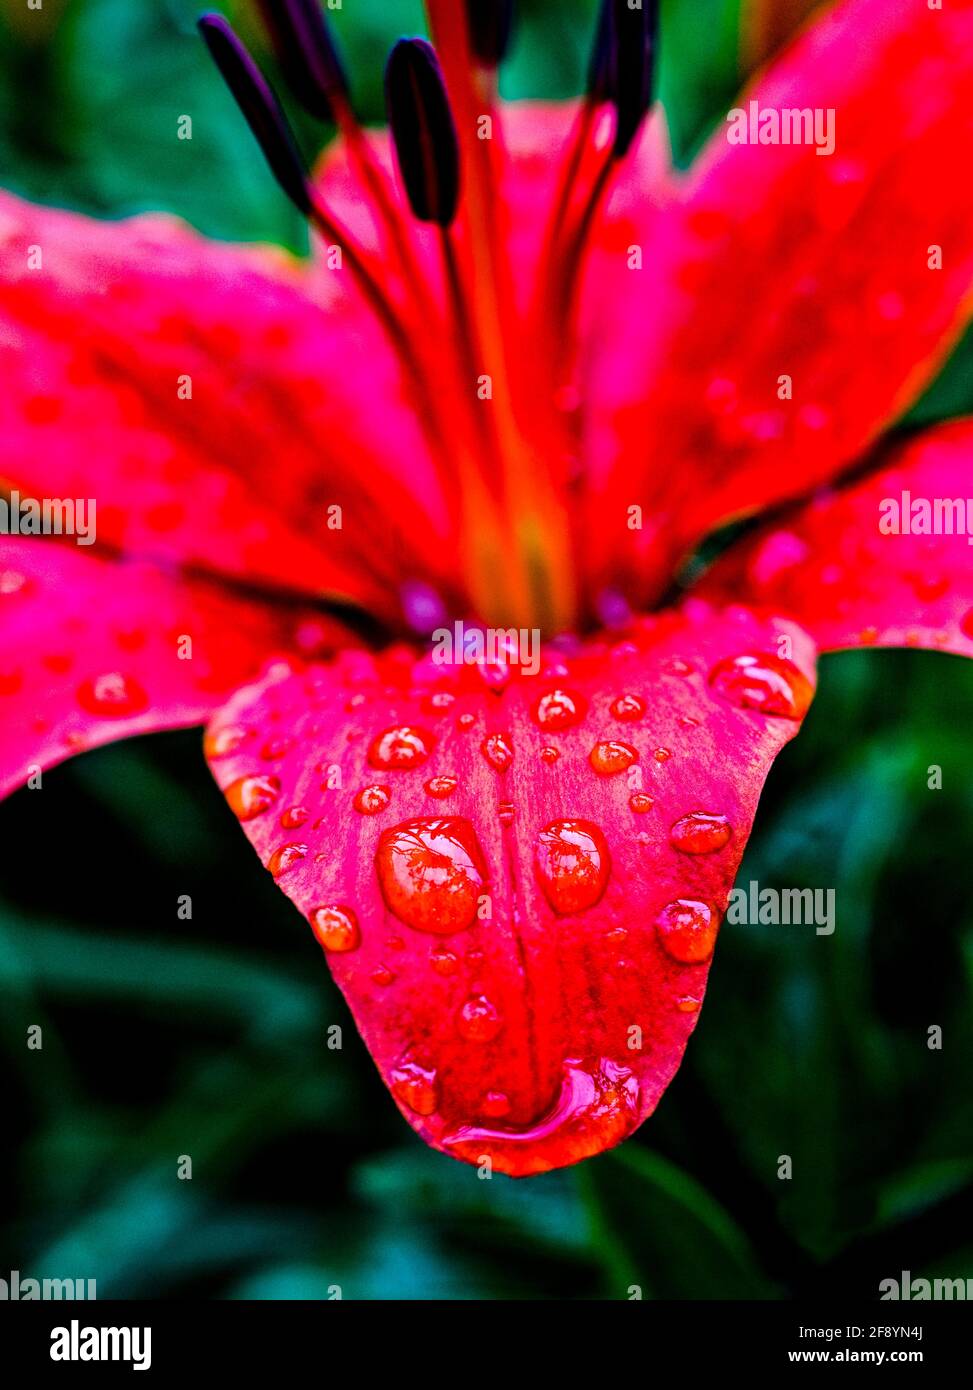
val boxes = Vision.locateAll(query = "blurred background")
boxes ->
[0,0,971,1300]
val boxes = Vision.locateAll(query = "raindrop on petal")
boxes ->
[376,816,488,934]
[590,740,638,776]
[225,774,280,821]
[669,812,731,854]
[709,651,812,719]
[655,899,718,963]
[310,904,361,953]
[392,1060,439,1116]
[535,820,610,914]
[367,725,434,769]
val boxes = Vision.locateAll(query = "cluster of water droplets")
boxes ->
[207,641,814,1139]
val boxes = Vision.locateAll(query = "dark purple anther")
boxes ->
[198,14,311,214]
[611,0,659,157]
[587,0,615,102]
[384,39,460,227]
[466,0,515,67]
[255,0,348,123]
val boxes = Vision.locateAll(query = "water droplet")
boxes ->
[629,793,654,814]
[610,693,645,721]
[663,657,694,677]
[309,904,361,953]
[204,724,247,759]
[540,746,560,764]
[481,732,513,772]
[913,574,949,603]
[653,747,671,763]
[457,994,503,1042]
[76,671,149,718]
[708,652,813,719]
[425,690,456,713]
[481,1091,511,1118]
[676,995,701,1013]
[392,1061,439,1116]
[0,569,27,596]
[498,801,515,825]
[859,625,879,645]
[670,812,731,854]
[261,736,291,760]
[376,817,488,934]
[367,725,434,769]
[268,842,308,877]
[534,689,586,730]
[535,820,610,915]
[457,712,475,730]
[430,946,459,975]
[281,805,309,829]
[354,784,391,815]
[425,775,457,799]
[371,964,395,986]
[225,774,281,821]
[655,899,718,963]
[590,740,638,776]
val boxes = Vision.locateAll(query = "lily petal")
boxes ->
[0,188,456,623]
[698,419,973,658]
[206,603,816,1175]
[0,538,341,798]
[584,0,973,603]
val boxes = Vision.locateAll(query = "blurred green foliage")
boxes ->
[0,0,971,1300]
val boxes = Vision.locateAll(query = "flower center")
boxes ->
[199,1,659,635]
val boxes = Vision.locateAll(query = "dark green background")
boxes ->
[1,0,970,1299]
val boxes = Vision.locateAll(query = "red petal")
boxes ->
[0,189,457,622]
[584,0,973,603]
[206,605,816,1175]
[698,419,973,657]
[0,539,335,798]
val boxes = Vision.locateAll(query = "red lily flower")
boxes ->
[2,0,972,1177]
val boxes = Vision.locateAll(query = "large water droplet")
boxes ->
[225,774,281,821]
[534,689,586,730]
[535,820,610,914]
[391,1060,439,1116]
[590,740,638,776]
[281,805,309,829]
[442,1057,639,1178]
[457,994,503,1042]
[669,811,731,854]
[367,725,434,769]
[376,817,487,934]
[77,671,149,718]
[708,652,812,719]
[310,904,361,953]
[655,899,718,963]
